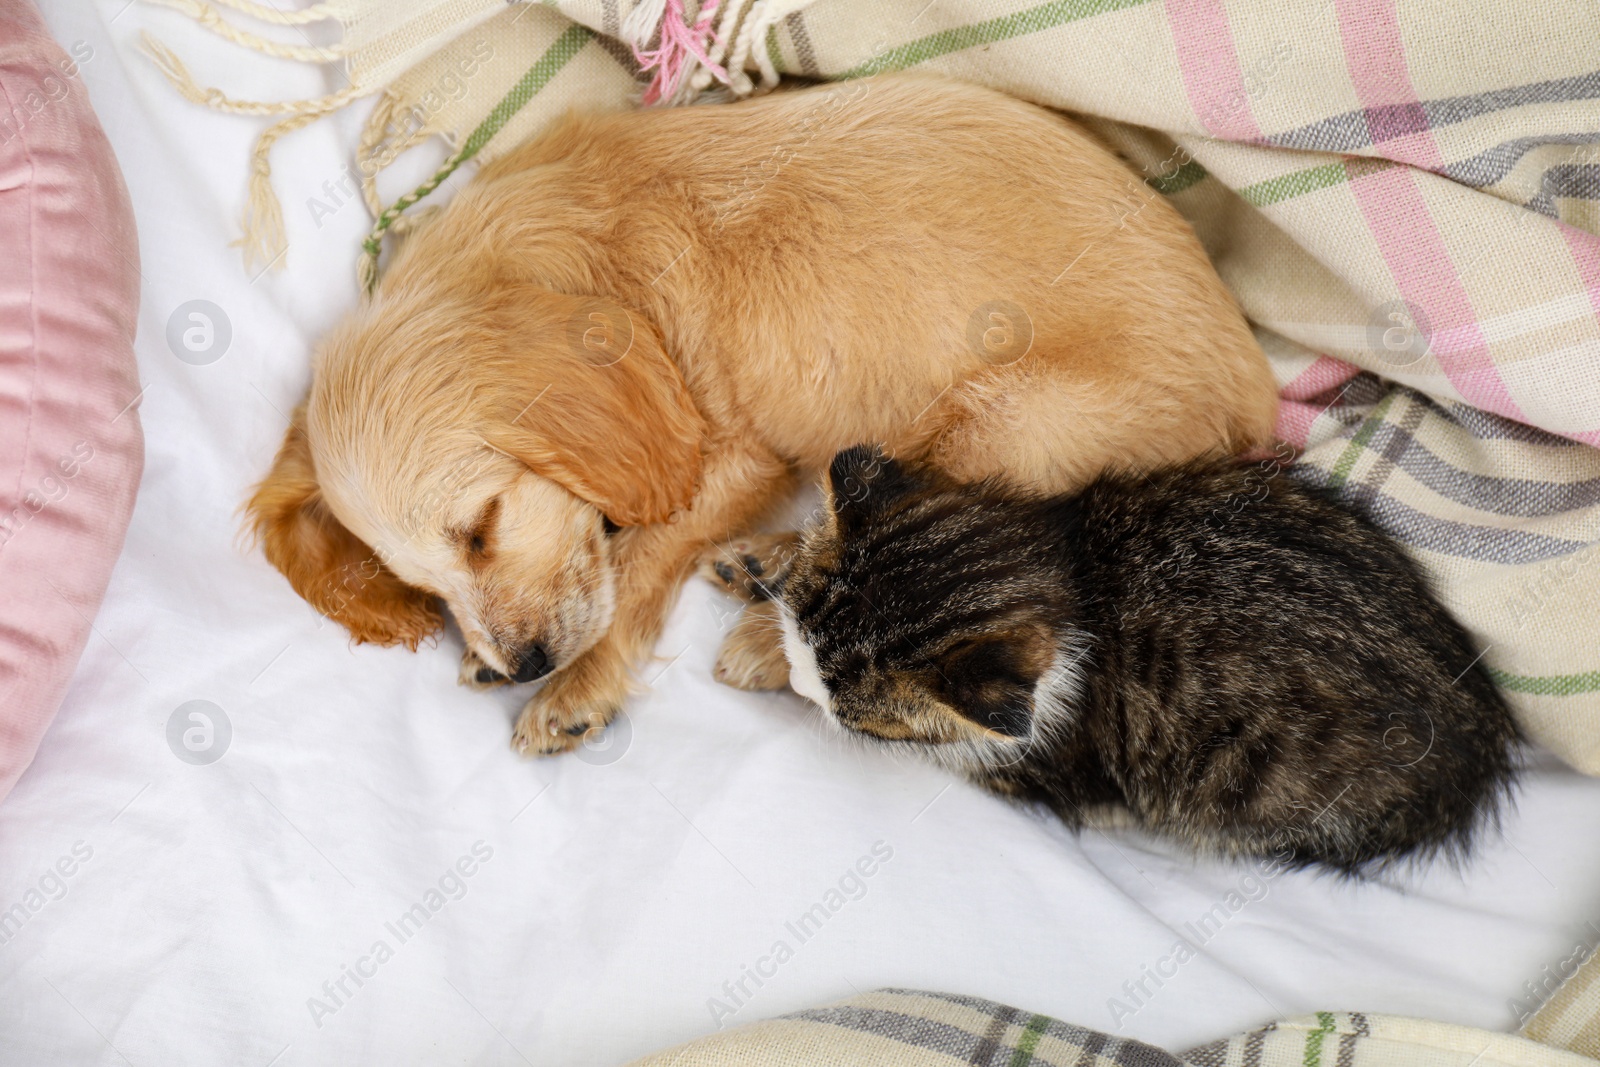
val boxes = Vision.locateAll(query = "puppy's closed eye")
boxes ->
[454,496,501,562]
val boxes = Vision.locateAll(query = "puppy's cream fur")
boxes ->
[247,73,1278,754]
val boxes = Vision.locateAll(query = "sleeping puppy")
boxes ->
[246,72,1278,755]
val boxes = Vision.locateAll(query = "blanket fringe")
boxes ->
[686,0,754,98]
[631,0,731,105]
[729,0,794,95]
[137,0,371,271]
[203,0,345,24]
[143,0,346,61]
[620,0,672,51]
[235,104,345,271]
[141,32,361,115]
[625,0,797,104]
[357,146,463,293]
[356,89,434,220]
[353,88,446,289]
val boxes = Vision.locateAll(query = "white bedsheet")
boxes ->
[6,4,1600,1064]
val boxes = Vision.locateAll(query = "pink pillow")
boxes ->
[0,0,142,802]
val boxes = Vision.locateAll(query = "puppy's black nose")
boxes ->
[510,645,551,684]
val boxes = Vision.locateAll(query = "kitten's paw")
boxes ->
[459,648,510,690]
[697,532,800,601]
[713,601,790,691]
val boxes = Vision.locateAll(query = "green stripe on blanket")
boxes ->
[461,22,595,158]
[1241,162,1353,207]
[1303,1011,1338,1067]
[1490,668,1600,696]
[1325,392,1399,489]
[1007,1013,1051,1066]
[766,24,785,76]
[837,0,1159,80]
[1149,159,1210,195]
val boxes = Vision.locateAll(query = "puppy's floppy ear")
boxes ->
[245,407,442,648]
[929,625,1056,740]
[827,445,918,528]
[484,292,705,527]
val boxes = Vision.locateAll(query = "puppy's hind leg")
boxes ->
[922,354,1231,495]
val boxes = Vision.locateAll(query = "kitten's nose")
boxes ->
[510,644,551,684]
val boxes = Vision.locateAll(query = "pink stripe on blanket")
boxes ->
[1349,165,1528,423]
[1164,0,1263,141]
[1333,0,1445,170]
[1275,356,1363,446]
[1283,354,1361,400]
[1276,400,1326,448]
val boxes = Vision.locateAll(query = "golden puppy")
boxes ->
[247,73,1277,755]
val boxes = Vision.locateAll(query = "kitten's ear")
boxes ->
[827,445,913,522]
[932,626,1057,740]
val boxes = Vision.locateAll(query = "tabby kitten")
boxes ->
[756,446,1520,874]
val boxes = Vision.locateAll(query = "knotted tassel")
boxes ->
[632,0,730,106]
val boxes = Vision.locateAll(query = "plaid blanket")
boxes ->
[141,0,1600,771]
[1524,944,1600,1059]
[622,988,1599,1066]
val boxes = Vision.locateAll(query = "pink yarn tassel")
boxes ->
[634,0,728,105]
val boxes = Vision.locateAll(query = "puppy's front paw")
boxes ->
[511,664,627,756]
[459,648,510,690]
[697,532,800,602]
[512,700,617,757]
[714,600,791,691]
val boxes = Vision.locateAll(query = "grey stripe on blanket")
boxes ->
[1269,69,1600,157]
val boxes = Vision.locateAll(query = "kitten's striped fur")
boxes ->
[761,446,1521,875]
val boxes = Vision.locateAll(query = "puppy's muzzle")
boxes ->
[474,643,552,685]
[510,644,551,684]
